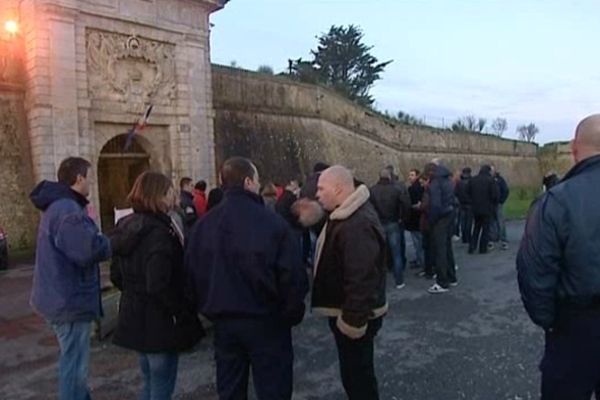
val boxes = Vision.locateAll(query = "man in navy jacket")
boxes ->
[518,114,600,399]
[30,157,111,400]
[185,157,308,400]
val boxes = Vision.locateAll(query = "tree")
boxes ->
[289,25,392,107]
[257,65,274,75]
[517,123,539,142]
[451,115,485,132]
[397,111,423,125]
[491,118,508,137]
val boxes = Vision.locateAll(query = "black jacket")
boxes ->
[466,167,499,217]
[517,155,600,329]
[406,180,424,232]
[312,185,387,338]
[369,178,411,224]
[455,174,472,206]
[184,188,309,326]
[180,190,197,234]
[427,165,455,225]
[495,174,510,204]
[109,212,191,353]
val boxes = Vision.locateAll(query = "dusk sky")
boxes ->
[210,0,600,144]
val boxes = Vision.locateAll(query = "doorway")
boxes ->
[97,134,149,231]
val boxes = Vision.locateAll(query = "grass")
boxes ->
[504,187,540,220]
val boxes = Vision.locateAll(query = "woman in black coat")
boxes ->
[109,171,202,400]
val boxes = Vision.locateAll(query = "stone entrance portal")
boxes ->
[98,135,149,231]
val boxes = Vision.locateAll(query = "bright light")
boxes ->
[4,20,18,35]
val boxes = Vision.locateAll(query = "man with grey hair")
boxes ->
[313,165,387,399]
[370,167,411,288]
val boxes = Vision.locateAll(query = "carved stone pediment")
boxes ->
[86,29,176,104]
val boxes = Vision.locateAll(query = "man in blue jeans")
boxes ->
[30,157,111,400]
[370,168,411,288]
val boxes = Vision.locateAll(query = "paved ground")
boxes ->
[0,221,545,399]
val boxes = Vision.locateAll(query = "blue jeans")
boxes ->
[384,222,406,285]
[409,231,424,268]
[138,352,179,400]
[50,321,92,400]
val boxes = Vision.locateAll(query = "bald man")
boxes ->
[312,165,387,400]
[517,114,600,399]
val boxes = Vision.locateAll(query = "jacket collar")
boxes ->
[224,187,264,205]
[561,154,600,182]
[329,185,370,221]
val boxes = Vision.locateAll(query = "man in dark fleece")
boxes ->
[29,157,111,400]
[467,165,499,254]
[423,162,457,294]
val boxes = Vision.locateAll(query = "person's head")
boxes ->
[58,157,92,197]
[316,165,355,211]
[572,114,600,163]
[408,169,420,184]
[423,162,437,179]
[179,177,193,194]
[385,164,395,174]
[127,171,177,214]
[479,164,492,175]
[220,156,260,194]
[462,167,472,177]
[286,179,301,195]
[261,182,277,199]
[194,180,207,192]
[379,168,392,181]
[313,162,330,173]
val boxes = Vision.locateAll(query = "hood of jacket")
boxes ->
[110,212,171,256]
[433,165,452,179]
[330,185,370,221]
[30,180,88,211]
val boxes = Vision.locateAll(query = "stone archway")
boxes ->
[97,134,149,230]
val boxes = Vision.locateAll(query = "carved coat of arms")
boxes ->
[86,30,176,104]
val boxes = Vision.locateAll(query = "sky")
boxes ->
[210,0,600,144]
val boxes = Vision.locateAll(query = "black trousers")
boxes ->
[470,214,491,253]
[430,213,456,288]
[214,318,293,400]
[540,307,600,399]
[328,317,383,400]
[459,205,473,244]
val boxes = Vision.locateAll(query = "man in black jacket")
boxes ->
[406,169,425,269]
[179,177,197,236]
[517,114,600,399]
[313,165,387,400]
[466,165,499,254]
[185,157,309,400]
[455,167,473,244]
[423,162,457,294]
[370,168,411,288]
[490,168,510,249]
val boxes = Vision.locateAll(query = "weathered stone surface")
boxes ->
[212,65,541,187]
[538,141,573,177]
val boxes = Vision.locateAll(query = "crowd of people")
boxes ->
[29,114,600,400]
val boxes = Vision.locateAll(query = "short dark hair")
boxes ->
[194,180,207,191]
[221,157,256,189]
[57,157,91,186]
[462,167,472,175]
[313,162,329,173]
[179,177,193,190]
[410,168,420,176]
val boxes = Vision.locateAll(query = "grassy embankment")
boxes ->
[504,187,541,220]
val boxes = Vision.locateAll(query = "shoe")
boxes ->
[501,242,508,250]
[454,264,459,271]
[487,243,495,251]
[428,283,449,294]
[449,280,459,287]
[452,235,460,242]
[396,283,406,289]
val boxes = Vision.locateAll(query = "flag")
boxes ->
[123,104,154,151]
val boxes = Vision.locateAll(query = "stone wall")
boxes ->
[0,89,36,250]
[538,141,574,178]
[212,65,541,187]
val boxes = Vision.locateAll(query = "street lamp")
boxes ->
[4,20,18,35]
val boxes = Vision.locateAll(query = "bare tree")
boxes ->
[517,123,539,142]
[491,118,508,137]
[477,118,487,133]
[452,115,485,133]
[257,65,274,74]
